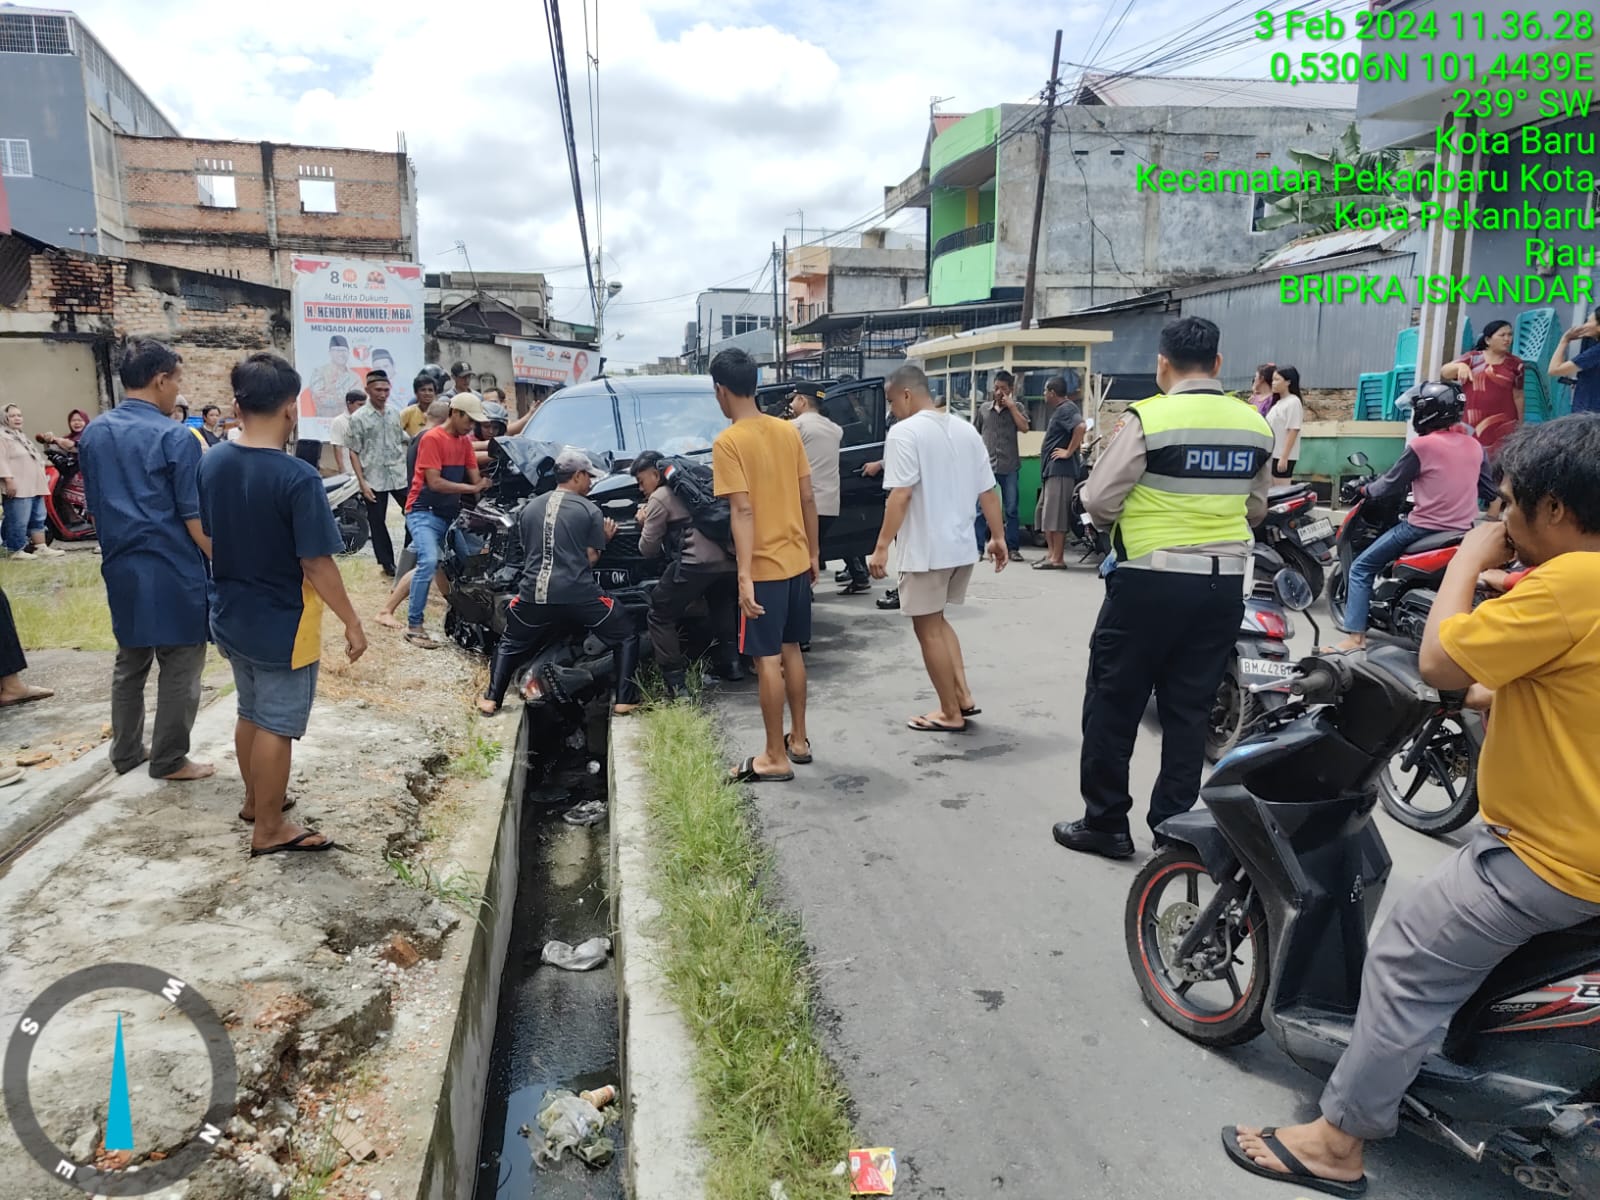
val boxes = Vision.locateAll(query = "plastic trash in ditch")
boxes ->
[562,798,608,826]
[541,936,612,971]
[524,1086,620,1168]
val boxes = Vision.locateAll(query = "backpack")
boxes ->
[661,456,735,555]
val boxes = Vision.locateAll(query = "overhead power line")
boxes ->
[543,0,598,320]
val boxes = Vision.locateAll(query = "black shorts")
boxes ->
[739,572,812,658]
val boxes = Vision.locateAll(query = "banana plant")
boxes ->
[1256,123,1411,233]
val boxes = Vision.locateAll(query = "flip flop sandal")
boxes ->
[405,632,442,650]
[784,734,813,764]
[961,706,982,718]
[1220,1127,1367,1197]
[249,830,336,857]
[907,716,969,734]
[1030,560,1069,570]
[0,689,53,707]
[727,756,794,784]
[239,798,297,823]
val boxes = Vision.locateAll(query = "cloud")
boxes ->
[68,0,1285,364]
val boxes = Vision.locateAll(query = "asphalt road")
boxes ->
[713,557,1523,1200]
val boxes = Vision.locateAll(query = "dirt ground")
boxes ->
[0,545,509,1200]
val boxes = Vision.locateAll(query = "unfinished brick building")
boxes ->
[0,230,292,433]
[114,136,419,288]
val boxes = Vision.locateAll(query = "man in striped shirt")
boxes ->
[477,449,641,716]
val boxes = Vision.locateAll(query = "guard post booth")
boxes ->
[905,327,1112,545]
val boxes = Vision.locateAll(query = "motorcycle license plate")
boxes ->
[1240,657,1295,679]
[1297,517,1334,543]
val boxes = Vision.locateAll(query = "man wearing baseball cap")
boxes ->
[477,448,641,716]
[402,392,489,648]
[447,361,474,397]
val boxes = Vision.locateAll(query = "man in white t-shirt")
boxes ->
[867,364,1009,733]
[327,390,364,475]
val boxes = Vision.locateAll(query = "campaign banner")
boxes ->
[291,257,424,440]
[509,338,598,387]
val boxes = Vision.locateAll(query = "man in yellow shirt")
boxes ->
[711,348,819,784]
[1229,414,1600,1194]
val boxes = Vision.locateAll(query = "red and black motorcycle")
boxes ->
[39,445,96,545]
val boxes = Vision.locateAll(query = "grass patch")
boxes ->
[287,1104,344,1200]
[384,853,486,912]
[448,720,503,780]
[638,701,854,1199]
[1,556,115,651]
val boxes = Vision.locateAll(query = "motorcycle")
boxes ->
[1066,422,1110,563]
[1204,546,1305,763]
[323,474,369,555]
[40,446,96,544]
[1327,451,1468,638]
[1254,479,1334,599]
[1127,638,1600,1197]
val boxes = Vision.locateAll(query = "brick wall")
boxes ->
[18,243,292,410]
[115,135,416,287]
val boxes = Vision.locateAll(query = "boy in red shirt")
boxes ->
[403,393,488,648]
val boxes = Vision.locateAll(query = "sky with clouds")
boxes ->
[67,0,1298,365]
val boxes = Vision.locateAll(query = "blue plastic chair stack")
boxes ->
[1513,308,1562,422]
[1354,373,1389,420]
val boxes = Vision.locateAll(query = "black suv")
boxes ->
[512,373,888,560]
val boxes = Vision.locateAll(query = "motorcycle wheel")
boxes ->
[1377,713,1480,836]
[1205,661,1263,764]
[1280,543,1325,601]
[1327,563,1348,629]
[1126,848,1269,1047]
[337,503,369,555]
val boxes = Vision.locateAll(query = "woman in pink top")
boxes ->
[1334,382,1495,649]
[1442,319,1524,456]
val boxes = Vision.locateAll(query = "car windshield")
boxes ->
[518,386,727,458]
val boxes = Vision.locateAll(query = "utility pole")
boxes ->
[780,233,793,376]
[1019,28,1063,332]
[771,243,783,382]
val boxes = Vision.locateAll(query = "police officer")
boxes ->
[1053,317,1274,859]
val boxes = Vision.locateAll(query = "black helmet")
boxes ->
[1403,379,1466,434]
[417,363,450,395]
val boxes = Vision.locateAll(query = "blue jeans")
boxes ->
[976,469,1021,553]
[405,510,449,630]
[1342,519,1431,634]
[3,494,45,552]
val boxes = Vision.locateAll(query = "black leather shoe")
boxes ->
[1052,819,1135,860]
[838,579,872,596]
[834,569,851,583]
[876,589,900,611]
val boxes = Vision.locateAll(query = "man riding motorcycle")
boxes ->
[1333,380,1496,651]
[1227,414,1600,1196]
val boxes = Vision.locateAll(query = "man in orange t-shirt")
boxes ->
[711,348,819,784]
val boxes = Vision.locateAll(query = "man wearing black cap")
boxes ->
[476,449,641,716]
[447,361,474,398]
[310,335,363,417]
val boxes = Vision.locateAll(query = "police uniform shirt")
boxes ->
[1082,376,1272,559]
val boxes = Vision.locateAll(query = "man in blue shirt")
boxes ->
[78,339,215,782]
[200,353,366,856]
[1549,309,1600,415]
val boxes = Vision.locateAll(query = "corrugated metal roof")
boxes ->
[1258,228,1411,269]
[1077,72,1357,110]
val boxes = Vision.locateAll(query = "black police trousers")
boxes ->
[648,563,737,679]
[1079,563,1243,837]
[485,594,641,708]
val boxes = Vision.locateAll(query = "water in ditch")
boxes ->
[472,737,625,1200]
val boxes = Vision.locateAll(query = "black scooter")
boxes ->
[1254,479,1335,599]
[1126,632,1600,1196]
[1204,544,1299,763]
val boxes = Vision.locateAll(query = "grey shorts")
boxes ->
[230,656,320,739]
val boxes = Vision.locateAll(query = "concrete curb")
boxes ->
[610,717,711,1200]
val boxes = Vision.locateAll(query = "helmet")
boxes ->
[1403,380,1466,434]
[480,400,510,424]
[417,363,450,395]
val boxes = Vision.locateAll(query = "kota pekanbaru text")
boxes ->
[1281,273,1594,306]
